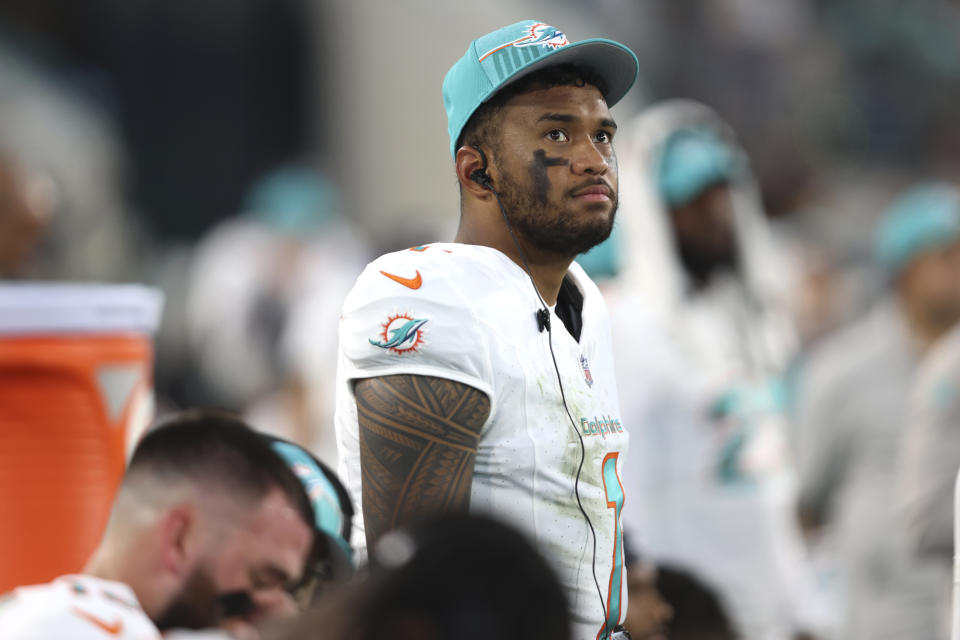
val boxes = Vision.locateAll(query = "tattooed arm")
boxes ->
[354,374,491,547]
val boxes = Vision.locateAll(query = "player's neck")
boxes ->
[518,249,573,306]
[84,532,167,619]
[84,536,125,584]
[455,216,571,305]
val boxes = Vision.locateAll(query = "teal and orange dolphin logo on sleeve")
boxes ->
[370,313,428,355]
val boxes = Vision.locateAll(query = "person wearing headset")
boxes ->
[333,20,639,640]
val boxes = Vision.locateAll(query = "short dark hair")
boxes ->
[657,564,739,640]
[456,63,611,155]
[126,409,314,530]
[358,514,570,640]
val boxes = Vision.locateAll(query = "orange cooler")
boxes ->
[0,284,163,592]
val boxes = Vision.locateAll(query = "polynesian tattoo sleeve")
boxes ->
[355,374,490,546]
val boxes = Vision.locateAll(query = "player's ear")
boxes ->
[455,146,494,199]
[158,503,196,577]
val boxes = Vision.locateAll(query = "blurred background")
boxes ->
[3,2,960,636]
[2,0,959,405]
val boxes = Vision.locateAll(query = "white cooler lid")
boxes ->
[0,283,164,335]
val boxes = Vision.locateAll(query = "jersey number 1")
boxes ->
[597,451,624,640]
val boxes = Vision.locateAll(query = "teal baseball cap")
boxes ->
[876,182,960,276]
[657,127,741,208]
[443,20,639,158]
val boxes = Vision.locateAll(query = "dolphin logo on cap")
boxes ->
[479,23,569,62]
[515,23,568,49]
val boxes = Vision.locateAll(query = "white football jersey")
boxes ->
[335,242,629,639]
[0,575,160,639]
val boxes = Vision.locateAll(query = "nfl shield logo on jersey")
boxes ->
[579,354,594,387]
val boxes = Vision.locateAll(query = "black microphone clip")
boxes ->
[536,308,550,333]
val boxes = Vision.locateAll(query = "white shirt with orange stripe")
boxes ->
[335,242,629,640]
[0,575,160,639]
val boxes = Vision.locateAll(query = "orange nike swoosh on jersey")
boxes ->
[71,606,124,635]
[380,269,422,289]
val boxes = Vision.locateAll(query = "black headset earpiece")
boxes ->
[470,145,493,190]
[470,169,491,188]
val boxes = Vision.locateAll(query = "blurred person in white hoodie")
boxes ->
[794,182,960,640]
[898,321,960,563]
[184,165,367,465]
[600,100,833,640]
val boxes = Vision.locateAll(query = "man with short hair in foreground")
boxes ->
[0,410,317,639]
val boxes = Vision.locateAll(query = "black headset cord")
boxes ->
[479,175,609,631]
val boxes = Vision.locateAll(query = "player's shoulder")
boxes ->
[0,575,159,639]
[367,242,513,277]
[345,243,519,310]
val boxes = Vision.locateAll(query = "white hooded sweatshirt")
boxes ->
[609,100,835,640]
